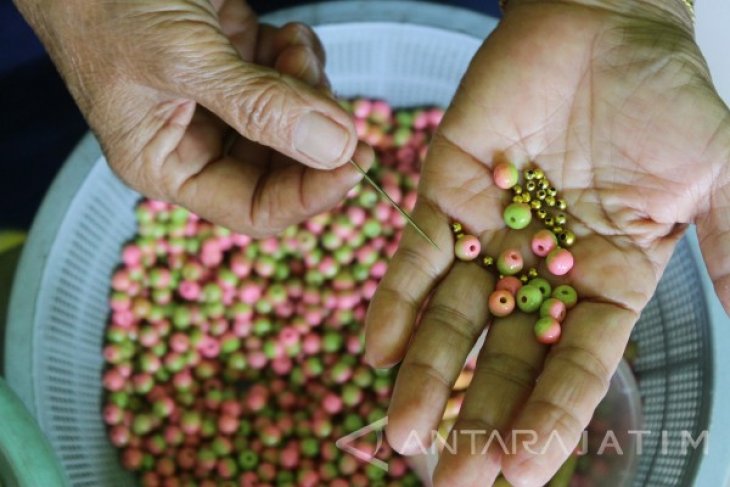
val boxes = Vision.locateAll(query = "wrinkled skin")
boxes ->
[365,1,730,486]
[15,0,373,236]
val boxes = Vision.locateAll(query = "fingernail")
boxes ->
[294,112,350,168]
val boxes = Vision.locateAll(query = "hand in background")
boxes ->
[365,0,729,485]
[15,0,373,235]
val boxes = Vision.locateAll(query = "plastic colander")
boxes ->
[4,2,714,486]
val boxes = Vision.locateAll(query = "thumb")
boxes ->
[177,43,356,170]
[697,176,730,316]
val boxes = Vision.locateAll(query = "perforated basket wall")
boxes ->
[5,7,712,487]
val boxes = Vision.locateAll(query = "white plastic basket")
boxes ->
[4,2,716,486]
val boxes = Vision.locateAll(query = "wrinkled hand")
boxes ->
[365,1,730,485]
[16,0,372,235]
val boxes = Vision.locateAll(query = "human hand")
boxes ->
[365,0,730,485]
[15,0,372,236]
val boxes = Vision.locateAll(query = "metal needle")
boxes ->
[348,159,439,250]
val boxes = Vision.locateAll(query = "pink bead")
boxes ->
[248,351,267,370]
[546,248,574,276]
[233,320,252,337]
[239,283,262,304]
[122,245,142,266]
[488,290,515,317]
[103,369,126,391]
[272,356,293,375]
[370,260,388,278]
[361,280,378,300]
[454,234,481,261]
[278,327,299,347]
[218,415,239,435]
[231,234,251,247]
[280,448,299,469]
[178,281,200,301]
[198,336,220,358]
[112,310,135,328]
[531,229,558,257]
[109,425,130,447]
[302,334,321,355]
[322,394,343,414]
[492,162,519,189]
[496,276,522,295]
[169,333,190,353]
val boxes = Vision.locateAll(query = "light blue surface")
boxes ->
[686,227,730,487]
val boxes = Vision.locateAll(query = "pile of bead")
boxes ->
[452,161,578,344]
[101,99,445,487]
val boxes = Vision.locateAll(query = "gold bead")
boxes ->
[552,226,563,235]
[536,209,548,220]
[557,199,567,210]
[528,267,539,278]
[559,230,575,247]
[483,256,494,267]
[536,189,547,200]
[545,196,556,207]
[526,181,537,192]
[530,200,542,210]
[522,192,531,203]
[533,168,544,180]
[544,216,555,227]
[547,187,558,197]
[538,179,550,190]
[452,222,463,233]
[524,169,536,181]
[455,232,464,239]
[513,185,523,195]
[512,195,524,204]
[519,274,529,283]
[555,213,567,225]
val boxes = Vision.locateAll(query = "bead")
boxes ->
[557,199,568,210]
[546,248,574,276]
[519,274,529,283]
[534,317,562,344]
[558,230,575,247]
[552,226,564,235]
[524,169,536,180]
[536,190,547,200]
[516,285,543,313]
[528,277,552,299]
[527,268,539,278]
[489,290,516,317]
[455,235,481,261]
[533,168,544,180]
[493,162,520,189]
[536,209,548,220]
[513,195,524,204]
[496,276,522,295]
[540,298,567,322]
[531,229,558,257]
[552,284,578,308]
[547,187,558,197]
[544,216,555,227]
[452,222,463,234]
[503,203,532,230]
[521,192,532,203]
[482,256,494,268]
[526,181,537,192]
[555,213,567,225]
[513,184,523,195]
[538,179,550,191]
[497,249,524,276]
[530,200,542,210]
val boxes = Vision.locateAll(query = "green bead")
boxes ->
[238,450,259,470]
[552,285,578,308]
[503,203,532,230]
[528,278,552,299]
[516,285,543,313]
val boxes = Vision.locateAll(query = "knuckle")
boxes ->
[475,352,538,392]
[425,303,482,342]
[530,398,584,437]
[404,361,452,390]
[550,345,611,393]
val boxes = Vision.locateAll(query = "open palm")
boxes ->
[365,1,730,486]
